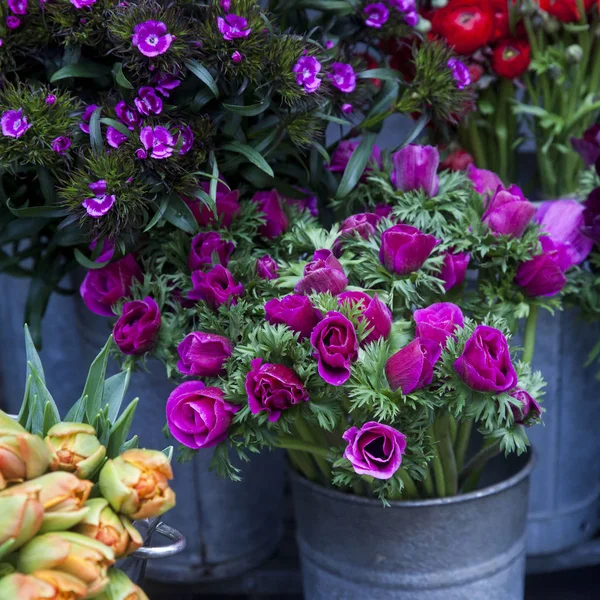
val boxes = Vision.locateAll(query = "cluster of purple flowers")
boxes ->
[364,0,419,29]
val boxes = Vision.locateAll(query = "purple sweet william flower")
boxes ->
[467,164,504,205]
[51,136,71,154]
[217,14,251,40]
[220,0,231,10]
[132,20,174,57]
[188,232,235,271]
[338,291,392,345]
[295,249,348,296]
[341,103,353,114]
[440,251,470,292]
[154,73,181,97]
[292,56,322,93]
[6,16,21,28]
[138,125,174,159]
[535,199,593,267]
[166,381,239,449]
[106,127,128,149]
[385,337,441,394]
[582,188,600,245]
[328,62,357,93]
[264,294,321,340]
[447,58,471,89]
[329,140,382,176]
[189,265,244,308]
[1,108,31,138]
[571,125,600,167]
[482,185,536,238]
[134,87,163,116]
[514,236,568,297]
[379,224,437,276]
[82,180,116,218]
[177,332,233,377]
[113,296,161,355]
[173,124,194,155]
[183,181,240,228]
[252,190,288,239]
[413,302,464,349]
[80,255,143,317]
[70,0,96,7]
[115,101,141,130]
[343,422,406,479]
[8,0,27,15]
[510,388,542,426]
[310,311,358,386]
[45,94,57,106]
[256,255,279,280]
[232,51,243,63]
[454,325,518,393]
[364,3,389,28]
[391,144,440,197]
[404,9,419,25]
[90,238,115,263]
[245,359,309,422]
[79,104,99,134]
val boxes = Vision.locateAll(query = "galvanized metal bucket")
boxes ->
[291,453,534,600]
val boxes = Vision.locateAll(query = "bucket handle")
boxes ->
[132,522,186,559]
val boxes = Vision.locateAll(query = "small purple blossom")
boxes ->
[106,127,128,149]
[364,3,389,28]
[341,103,353,114]
[326,40,335,49]
[70,0,97,7]
[79,104,99,134]
[217,14,251,41]
[115,101,140,130]
[404,10,419,26]
[51,136,71,154]
[328,62,357,94]
[132,20,174,58]
[232,50,243,63]
[292,55,322,94]
[220,0,231,10]
[139,125,174,160]
[447,58,471,90]
[45,94,57,106]
[8,0,27,15]
[82,180,116,218]
[6,16,21,29]
[134,86,163,116]
[1,109,31,138]
[154,73,181,97]
[173,124,194,155]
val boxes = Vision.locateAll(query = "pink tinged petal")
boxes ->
[82,194,116,218]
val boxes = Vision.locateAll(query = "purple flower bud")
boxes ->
[173,124,194,155]
[115,101,140,130]
[6,16,21,29]
[79,104,99,134]
[334,212,380,255]
[311,311,358,386]
[183,181,240,228]
[295,249,348,295]
[440,251,470,291]
[329,139,382,178]
[113,296,161,355]
[1,108,31,138]
[292,55,322,93]
[447,58,471,89]
[379,224,437,275]
[414,302,464,349]
[280,188,318,217]
[582,188,600,245]
[482,185,536,238]
[391,144,440,197]
[252,190,289,239]
[454,325,518,393]
[256,255,279,280]
[139,125,174,160]
[328,62,357,93]
[264,294,321,340]
[90,238,114,263]
[510,389,541,426]
[188,231,235,271]
[134,87,163,116]
[82,180,116,218]
[45,94,57,106]
[338,291,392,345]
[154,73,181,97]
[8,0,27,15]
[177,332,233,377]
[106,127,128,149]
[217,14,251,40]
[51,136,71,154]
[343,422,406,479]
[571,125,600,166]
[467,164,504,204]
[341,103,353,114]
[220,0,231,10]
[514,236,568,297]
[385,337,441,394]
[166,381,238,449]
[404,9,419,25]
[132,20,174,57]
[326,40,335,49]
[189,265,244,308]
[364,3,389,28]
[70,0,96,7]
[231,50,243,63]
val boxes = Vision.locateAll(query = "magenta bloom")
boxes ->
[113,297,161,355]
[177,332,233,377]
[514,236,568,297]
[154,73,181,97]
[256,255,279,280]
[292,56,322,93]
[245,359,309,422]
[510,389,541,426]
[80,255,142,317]
[232,50,243,63]
[264,294,321,340]
[252,190,288,239]
[440,251,470,292]
[217,14,251,40]
[115,101,141,130]
[295,249,348,296]
[6,16,21,29]
[79,104,99,134]
[343,422,406,480]
[188,232,235,271]
[220,0,232,10]
[379,224,437,275]
[454,325,518,393]
[335,212,380,255]
[90,238,115,263]
[571,125,600,166]
[467,164,503,204]
[328,62,356,93]
[184,183,240,228]
[82,180,116,218]
[1,108,31,138]
[364,3,389,28]
[107,127,128,149]
[132,20,174,57]
[342,103,353,114]
[138,125,174,159]
[447,58,471,89]
[386,337,441,394]
[582,188,600,245]
[536,199,593,267]
[51,136,71,154]
[329,139,382,176]
[391,144,440,197]
[189,265,244,308]
[338,291,392,345]
[166,381,238,449]
[310,311,358,386]
[134,87,163,116]
[482,185,535,237]
[70,0,96,7]
[45,94,57,106]
[281,188,318,217]
[173,124,194,155]
[414,302,464,349]
[8,0,27,15]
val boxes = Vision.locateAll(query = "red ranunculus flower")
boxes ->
[491,39,531,79]
[538,0,593,23]
[490,0,510,41]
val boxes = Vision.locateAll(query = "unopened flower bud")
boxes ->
[565,44,583,63]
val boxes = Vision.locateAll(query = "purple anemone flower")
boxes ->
[82,180,116,218]
[138,125,174,160]
[217,14,251,40]
[292,56,322,93]
[328,62,357,94]
[134,86,163,116]
[132,20,174,57]
[1,108,31,138]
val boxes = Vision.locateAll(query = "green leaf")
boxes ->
[143,195,170,233]
[120,435,138,452]
[18,374,32,429]
[185,59,219,97]
[314,111,352,126]
[74,248,109,270]
[64,395,87,423]
[50,62,111,82]
[296,0,354,13]
[82,336,112,423]
[191,187,215,216]
[222,141,274,177]
[29,366,58,437]
[99,118,132,138]
[312,140,331,165]
[365,79,399,123]
[335,132,377,198]
[358,68,402,82]
[42,400,60,437]
[24,324,45,383]
[6,199,69,218]
[163,194,199,235]
[162,446,174,461]
[89,107,103,154]
[37,167,56,204]
[107,398,139,458]
[112,62,134,90]
[223,99,271,116]
[104,368,131,423]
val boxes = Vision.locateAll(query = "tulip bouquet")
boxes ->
[0,327,176,599]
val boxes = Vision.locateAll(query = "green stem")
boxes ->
[459,439,502,491]
[467,118,488,170]
[275,437,331,459]
[454,419,473,472]
[398,469,420,500]
[420,466,435,498]
[436,415,458,496]
[293,415,331,480]
[287,449,317,481]
[448,414,457,446]
[428,425,446,497]
[522,304,539,365]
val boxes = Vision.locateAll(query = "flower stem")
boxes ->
[454,419,472,472]
[293,415,331,480]
[398,468,420,500]
[420,466,435,498]
[287,449,318,481]
[436,415,458,496]
[459,439,502,491]
[275,436,331,460]
[428,425,446,497]
[522,304,539,365]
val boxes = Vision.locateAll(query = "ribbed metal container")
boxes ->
[292,454,534,600]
